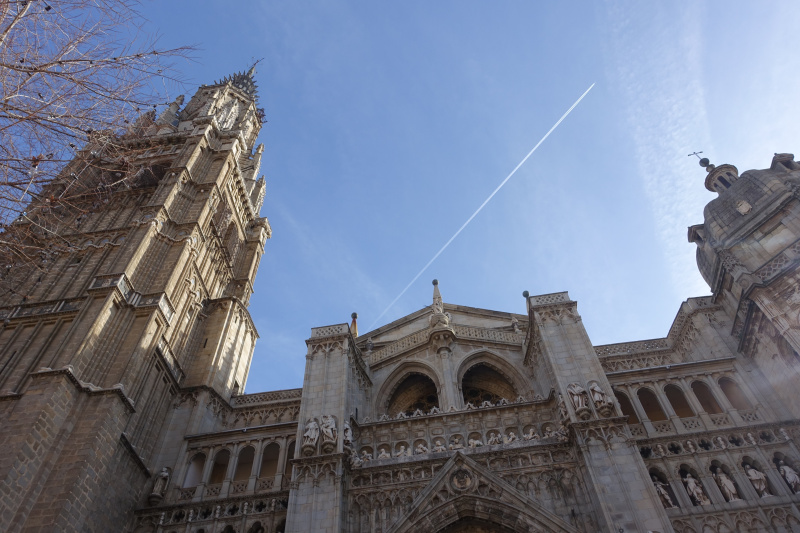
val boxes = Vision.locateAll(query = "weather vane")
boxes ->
[688,151,703,159]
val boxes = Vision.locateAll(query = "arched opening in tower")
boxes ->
[461,363,517,405]
[387,373,439,417]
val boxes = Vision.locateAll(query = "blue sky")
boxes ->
[145,1,800,393]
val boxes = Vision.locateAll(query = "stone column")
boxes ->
[248,440,264,492]
[275,437,289,489]
[679,377,713,429]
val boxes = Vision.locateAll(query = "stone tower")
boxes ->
[0,67,271,532]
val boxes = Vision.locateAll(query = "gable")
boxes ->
[385,452,578,533]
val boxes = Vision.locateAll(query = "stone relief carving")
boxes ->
[320,414,338,453]
[148,467,171,506]
[216,99,240,130]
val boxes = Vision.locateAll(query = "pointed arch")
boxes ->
[376,362,442,415]
[456,350,529,402]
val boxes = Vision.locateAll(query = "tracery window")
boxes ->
[387,373,439,417]
[461,363,517,406]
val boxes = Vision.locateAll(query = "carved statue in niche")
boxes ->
[415,442,429,454]
[361,450,372,462]
[365,337,374,352]
[652,475,676,509]
[468,438,483,448]
[778,461,800,493]
[744,464,772,497]
[505,431,518,444]
[567,383,591,420]
[395,445,408,457]
[487,432,502,445]
[433,440,447,452]
[349,453,363,468]
[377,448,390,459]
[713,467,740,501]
[523,428,540,440]
[511,315,521,334]
[449,437,464,450]
[682,473,710,505]
[148,467,171,505]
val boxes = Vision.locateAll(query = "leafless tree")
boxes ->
[0,0,191,297]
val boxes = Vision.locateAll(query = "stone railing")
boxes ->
[595,339,671,357]
[231,388,303,407]
[310,324,349,338]
[528,292,570,307]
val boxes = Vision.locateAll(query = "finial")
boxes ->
[432,279,438,286]
[689,151,714,172]
[522,291,529,298]
[350,312,358,337]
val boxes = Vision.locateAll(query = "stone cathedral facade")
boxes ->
[1,71,800,533]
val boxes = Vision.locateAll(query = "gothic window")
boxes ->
[637,388,668,421]
[387,373,439,417]
[259,443,280,479]
[183,453,206,487]
[461,363,517,406]
[718,378,752,410]
[208,449,230,484]
[665,385,695,418]
[233,446,254,481]
[691,381,723,414]
[614,390,640,424]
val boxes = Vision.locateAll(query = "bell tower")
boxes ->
[0,66,271,532]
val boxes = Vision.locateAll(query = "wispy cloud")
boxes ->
[601,1,711,298]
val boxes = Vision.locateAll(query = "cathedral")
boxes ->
[1,69,800,533]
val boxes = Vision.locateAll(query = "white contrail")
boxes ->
[368,83,596,330]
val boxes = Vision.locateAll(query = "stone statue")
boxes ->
[567,383,588,413]
[487,432,502,445]
[778,461,800,493]
[377,448,390,459]
[365,337,374,352]
[557,394,569,421]
[361,450,372,462]
[321,415,337,443]
[415,442,429,454]
[394,445,407,457]
[505,431,518,444]
[714,436,727,449]
[543,427,554,438]
[153,467,170,495]
[343,422,353,447]
[468,438,483,448]
[349,453,363,468]
[744,464,772,497]
[303,419,319,446]
[713,467,740,501]
[746,432,757,445]
[588,382,609,407]
[148,467,170,505]
[682,473,710,505]
[652,475,676,509]
[511,315,521,333]
[449,437,464,450]
[685,440,696,454]
[523,428,540,440]
[433,440,447,452]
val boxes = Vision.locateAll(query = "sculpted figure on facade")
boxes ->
[449,437,464,450]
[415,442,429,454]
[395,445,407,458]
[361,450,372,462]
[778,461,800,493]
[744,464,772,497]
[303,419,319,449]
[588,382,613,416]
[487,432,502,445]
[713,467,740,501]
[567,382,591,419]
[377,448,390,459]
[557,393,569,422]
[652,475,676,509]
[468,438,483,448]
[432,440,447,452]
[523,428,540,440]
[148,467,171,505]
[682,473,710,505]
[505,431,518,444]
[343,422,353,447]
